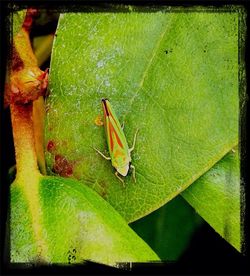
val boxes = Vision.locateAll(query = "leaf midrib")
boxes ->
[122,16,173,122]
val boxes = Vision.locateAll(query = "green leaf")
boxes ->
[11,175,160,266]
[45,9,239,223]
[130,195,203,261]
[13,10,26,37]
[182,148,241,251]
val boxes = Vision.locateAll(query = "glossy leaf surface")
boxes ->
[11,175,159,265]
[182,148,241,251]
[45,9,239,223]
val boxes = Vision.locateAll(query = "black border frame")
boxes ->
[0,1,249,275]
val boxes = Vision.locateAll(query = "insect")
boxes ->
[94,99,138,185]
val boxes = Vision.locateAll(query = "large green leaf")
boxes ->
[182,148,241,251]
[130,196,203,261]
[45,9,239,223]
[11,175,159,266]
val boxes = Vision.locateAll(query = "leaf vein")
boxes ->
[123,19,171,121]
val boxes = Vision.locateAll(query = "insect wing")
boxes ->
[101,99,129,163]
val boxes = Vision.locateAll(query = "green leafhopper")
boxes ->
[94,99,138,185]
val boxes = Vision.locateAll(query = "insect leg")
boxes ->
[93,147,111,160]
[115,171,125,187]
[130,164,136,183]
[129,129,139,153]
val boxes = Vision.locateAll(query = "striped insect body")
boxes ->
[94,99,138,185]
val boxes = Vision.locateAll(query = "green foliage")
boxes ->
[45,10,239,225]
[9,7,243,266]
[130,196,203,260]
[13,10,26,37]
[182,148,241,251]
[10,175,159,265]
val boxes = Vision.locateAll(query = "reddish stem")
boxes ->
[10,103,40,180]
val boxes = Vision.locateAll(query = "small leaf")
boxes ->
[182,148,241,251]
[13,10,26,37]
[11,175,160,266]
[130,196,203,261]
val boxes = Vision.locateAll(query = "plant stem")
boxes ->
[33,97,46,174]
[10,103,40,182]
[33,34,54,67]
[32,33,55,175]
